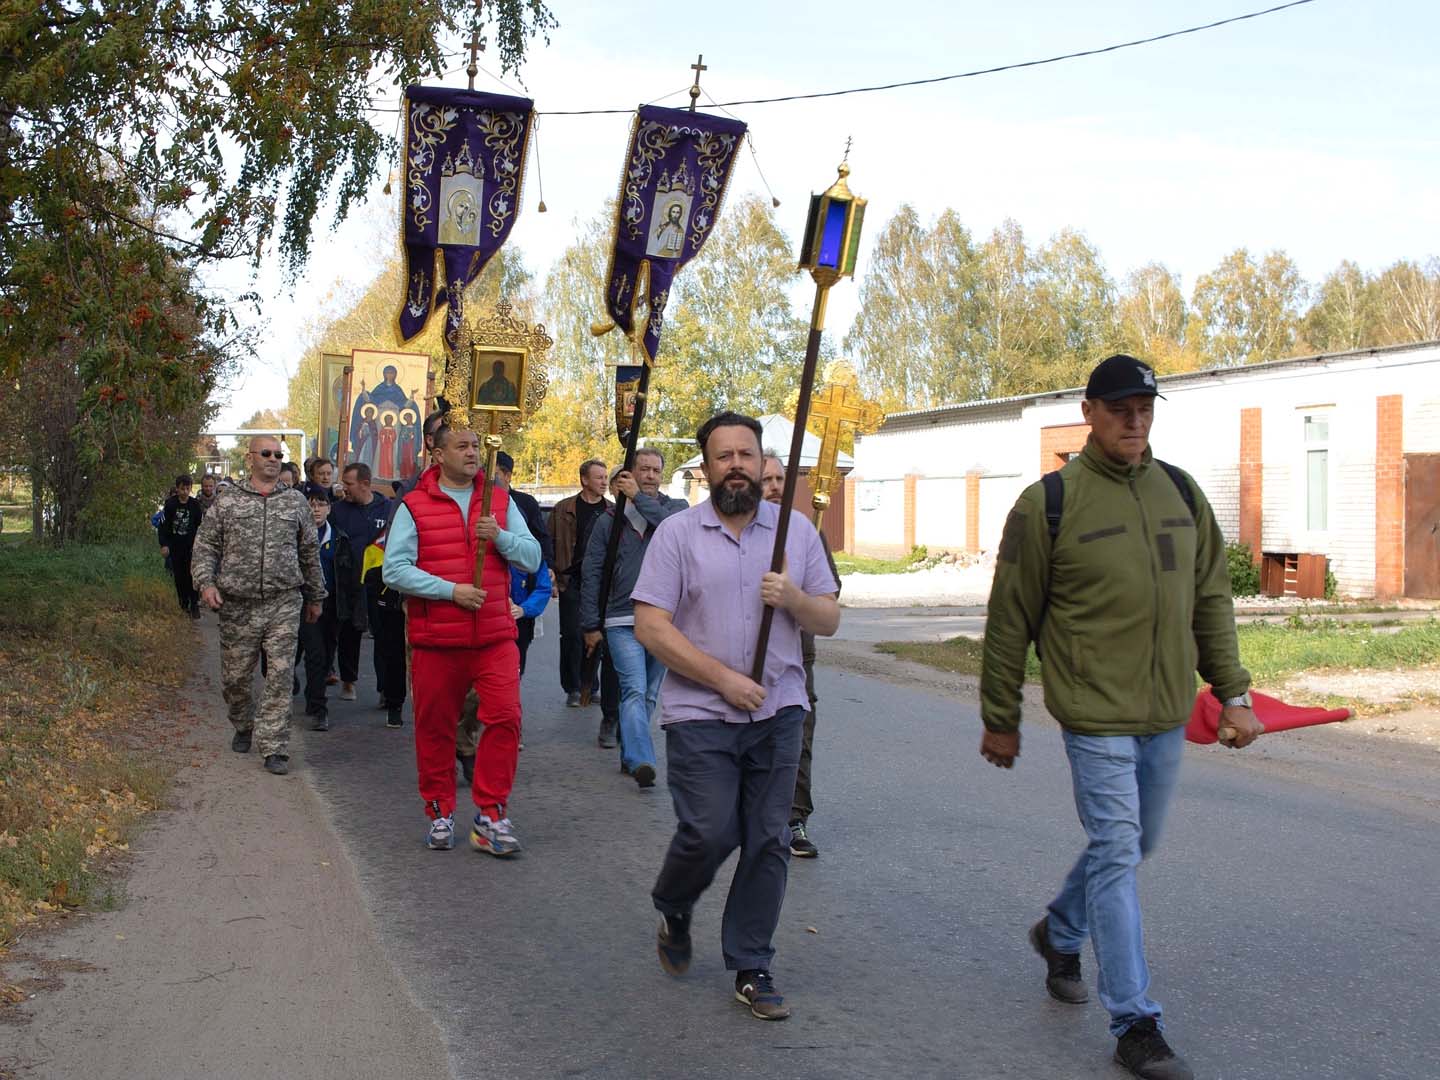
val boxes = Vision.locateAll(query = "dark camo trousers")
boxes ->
[220,592,303,757]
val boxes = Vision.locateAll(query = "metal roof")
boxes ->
[869,340,1440,435]
[676,414,855,473]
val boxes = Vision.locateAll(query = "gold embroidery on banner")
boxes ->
[407,102,457,232]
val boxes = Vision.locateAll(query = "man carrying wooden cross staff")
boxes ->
[383,421,542,856]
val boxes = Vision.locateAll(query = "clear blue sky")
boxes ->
[214,0,1439,430]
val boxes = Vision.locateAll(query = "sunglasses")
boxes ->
[255,449,284,459]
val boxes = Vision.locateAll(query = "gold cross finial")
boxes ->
[688,54,707,112]
[843,136,853,163]
[806,361,886,527]
[466,30,482,90]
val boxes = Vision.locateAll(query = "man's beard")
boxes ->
[712,471,761,515]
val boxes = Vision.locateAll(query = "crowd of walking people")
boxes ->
[172,355,1265,1078]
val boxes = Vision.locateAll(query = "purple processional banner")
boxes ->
[398,86,534,348]
[601,105,747,434]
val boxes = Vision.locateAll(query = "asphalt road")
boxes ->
[296,607,1440,1080]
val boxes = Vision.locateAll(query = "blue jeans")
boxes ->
[605,626,665,770]
[1046,725,1186,1037]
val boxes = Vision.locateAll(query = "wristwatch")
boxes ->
[1222,692,1253,709]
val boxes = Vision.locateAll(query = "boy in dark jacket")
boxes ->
[363,529,408,730]
[158,474,204,617]
[298,483,364,731]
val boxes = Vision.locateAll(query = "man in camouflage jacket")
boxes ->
[192,435,326,775]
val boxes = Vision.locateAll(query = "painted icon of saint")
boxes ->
[652,202,685,258]
[439,187,480,245]
[476,359,519,407]
[398,407,418,480]
[357,403,379,471]
[377,412,399,478]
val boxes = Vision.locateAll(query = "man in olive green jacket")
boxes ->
[979,354,1262,1080]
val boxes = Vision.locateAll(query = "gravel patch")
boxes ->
[840,558,996,608]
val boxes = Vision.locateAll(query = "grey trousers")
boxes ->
[651,707,804,972]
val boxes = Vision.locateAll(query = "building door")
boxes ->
[1404,454,1440,598]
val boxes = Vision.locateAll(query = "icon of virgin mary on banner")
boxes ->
[397,86,534,351]
[597,105,747,436]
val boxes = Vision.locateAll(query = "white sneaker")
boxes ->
[339,683,357,701]
[469,814,521,857]
[426,815,455,850]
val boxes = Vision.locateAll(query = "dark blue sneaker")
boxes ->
[735,969,791,1020]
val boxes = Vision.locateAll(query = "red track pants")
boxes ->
[411,641,521,821]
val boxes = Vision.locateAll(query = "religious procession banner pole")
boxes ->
[439,301,551,587]
[336,365,355,471]
[590,56,747,620]
[473,411,503,583]
[393,54,537,589]
[750,157,866,685]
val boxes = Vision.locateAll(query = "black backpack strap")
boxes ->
[1155,459,1198,522]
[1041,470,1064,542]
[1033,470,1064,659]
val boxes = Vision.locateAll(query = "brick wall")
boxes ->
[1239,407,1262,564]
[1375,395,1404,597]
[965,471,980,552]
[1039,423,1088,474]
[1199,463,1241,543]
[903,474,918,552]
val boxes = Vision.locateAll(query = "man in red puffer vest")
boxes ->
[382,424,542,855]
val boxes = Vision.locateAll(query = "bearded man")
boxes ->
[633,411,840,1021]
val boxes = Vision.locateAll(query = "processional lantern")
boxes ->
[441,300,551,585]
[750,153,867,684]
[798,161,867,284]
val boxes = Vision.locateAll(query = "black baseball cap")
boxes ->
[495,451,515,472]
[302,481,333,503]
[1085,353,1165,402]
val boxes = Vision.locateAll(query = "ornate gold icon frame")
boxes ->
[442,300,551,434]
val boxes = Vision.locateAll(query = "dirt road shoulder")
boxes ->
[1,630,450,1080]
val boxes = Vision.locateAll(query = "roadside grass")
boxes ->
[0,540,193,954]
[834,546,932,576]
[1237,617,1440,682]
[876,617,1440,685]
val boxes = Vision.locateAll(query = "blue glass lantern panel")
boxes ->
[817,198,850,269]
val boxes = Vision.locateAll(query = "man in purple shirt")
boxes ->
[633,411,840,1022]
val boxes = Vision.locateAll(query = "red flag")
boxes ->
[1186,688,1351,745]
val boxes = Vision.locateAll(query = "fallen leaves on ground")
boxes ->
[0,544,198,985]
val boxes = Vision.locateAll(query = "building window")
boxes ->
[1304,414,1328,531]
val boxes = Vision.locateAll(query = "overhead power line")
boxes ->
[534,0,1318,116]
[363,0,1317,116]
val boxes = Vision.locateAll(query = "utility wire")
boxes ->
[534,0,1316,116]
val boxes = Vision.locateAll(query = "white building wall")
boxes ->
[850,344,1440,593]
[914,477,966,549]
[979,475,1025,552]
[1408,395,1440,453]
[854,478,906,549]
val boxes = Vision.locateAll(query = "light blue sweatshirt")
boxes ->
[383,483,541,601]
